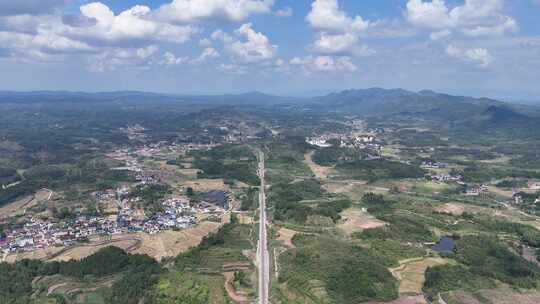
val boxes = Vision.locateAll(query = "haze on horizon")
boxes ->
[0,0,539,101]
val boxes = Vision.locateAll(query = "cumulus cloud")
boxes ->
[306,0,371,56]
[445,44,494,67]
[0,1,202,68]
[155,0,274,23]
[290,55,358,72]
[0,0,68,16]
[306,0,369,33]
[70,3,197,45]
[405,0,518,37]
[214,23,277,63]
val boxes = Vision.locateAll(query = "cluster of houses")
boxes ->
[306,132,380,150]
[428,172,464,183]
[465,184,489,196]
[1,188,231,254]
[421,160,448,169]
[117,197,199,235]
[1,215,122,254]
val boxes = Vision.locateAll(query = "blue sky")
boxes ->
[0,0,539,100]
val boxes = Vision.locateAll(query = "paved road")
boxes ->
[257,151,270,304]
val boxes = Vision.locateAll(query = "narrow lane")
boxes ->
[257,150,270,304]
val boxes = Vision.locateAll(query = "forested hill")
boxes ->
[1,89,539,131]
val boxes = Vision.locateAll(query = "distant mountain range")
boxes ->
[0,88,538,122]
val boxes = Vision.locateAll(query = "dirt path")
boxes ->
[47,283,68,296]
[223,272,250,304]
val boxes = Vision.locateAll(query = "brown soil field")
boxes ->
[322,180,369,200]
[304,151,334,179]
[177,168,199,178]
[368,295,427,304]
[445,287,540,304]
[487,186,514,198]
[338,208,386,236]
[5,246,64,263]
[50,238,141,262]
[236,213,254,225]
[0,189,53,219]
[389,257,448,295]
[132,221,221,261]
[277,227,298,247]
[184,179,227,191]
[433,203,465,216]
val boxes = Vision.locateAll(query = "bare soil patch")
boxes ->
[338,208,386,236]
[0,189,53,219]
[433,203,465,216]
[368,295,427,304]
[389,257,448,295]
[133,221,221,261]
[446,287,540,304]
[177,168,199,178]
[184,179,227,191]
[487,186,514,198]
[236,213,253,225]
[277,228,298,247]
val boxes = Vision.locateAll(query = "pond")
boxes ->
[431,236,455,253]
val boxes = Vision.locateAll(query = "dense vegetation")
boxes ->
[268,179,351,224]
[424,235,540,296]
[191,145,260,185]
[312,146,366,166]
[0,247,160,304]
[279,236,398,303]
[337,159,425,182]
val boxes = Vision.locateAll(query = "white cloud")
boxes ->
[306,0,369,33]
[70,2,197,45]
[306,0,371,56]
[290,55,358,72]
[155,0,274,23]
[215,23,277,63]
[0,1,199,65]
[405,0,518,37]
[446,44,494,67]
[310,32,374,56]
[274,7,293,17]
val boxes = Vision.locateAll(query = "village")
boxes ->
[0,129,237,256]
[306,120,382,151]
[0,185,231,255]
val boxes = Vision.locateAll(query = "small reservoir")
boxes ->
[432,236,455,253]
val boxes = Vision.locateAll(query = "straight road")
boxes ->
[257,150,270,304]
